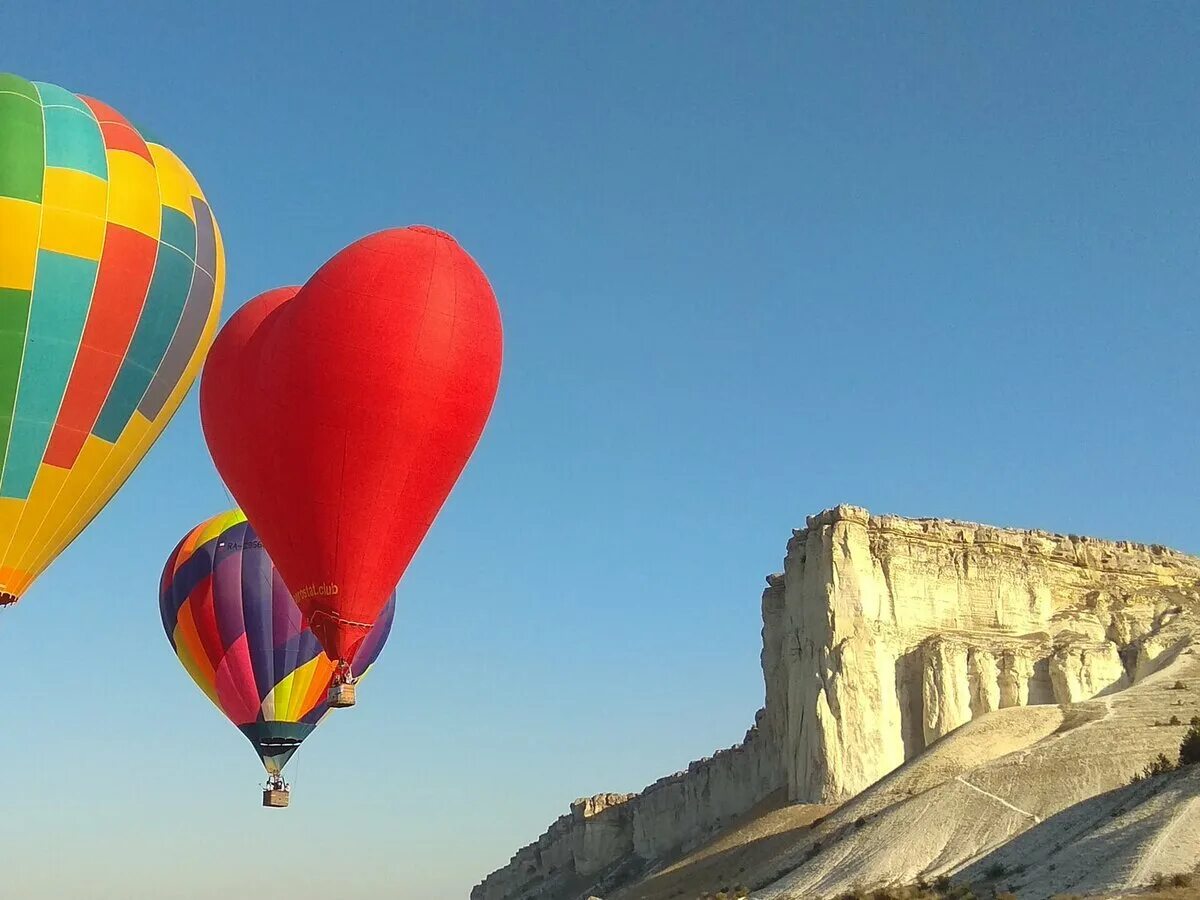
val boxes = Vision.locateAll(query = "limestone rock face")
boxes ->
[572,794,635,877]
[472,723,781,900]
[474,506,1200,900]
[779,505,1200,802]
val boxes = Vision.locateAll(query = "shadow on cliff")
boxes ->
[611,794,833,900]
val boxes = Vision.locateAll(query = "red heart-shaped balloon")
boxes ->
[200,227,503,663]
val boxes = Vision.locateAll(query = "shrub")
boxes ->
[1133,753,1178,783]
[1172,680,1187,690]
[1170,715,1182,725]
[984,862,1007,878]
[1171,872,1194,888]
[933,874,951,892]
[854,815,868,829]
[1181,724,1200,765]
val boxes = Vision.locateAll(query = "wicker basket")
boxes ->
[328,681,357,708]
[262,788,290,808]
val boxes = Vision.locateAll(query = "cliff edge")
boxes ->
[475,506,1200,900]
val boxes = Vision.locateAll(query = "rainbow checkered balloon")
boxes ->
[0,73,224,603]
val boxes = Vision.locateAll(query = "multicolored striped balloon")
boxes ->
[0,73,224,604]
[160,510,395,775]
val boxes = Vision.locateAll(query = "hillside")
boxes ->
[475,507,1200,900]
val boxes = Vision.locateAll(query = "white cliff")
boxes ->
[475,506,1200,900]
[473,724,780,900]
[774,505,1200,803]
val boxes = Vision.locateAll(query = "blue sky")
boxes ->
[2,3,1198,897]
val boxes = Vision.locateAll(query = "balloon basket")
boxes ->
[328,681,356,708]
[263,787,290,808]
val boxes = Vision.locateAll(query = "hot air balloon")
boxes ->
[0,73,223,604]
[200,227,501,707]
[160,509,395,807]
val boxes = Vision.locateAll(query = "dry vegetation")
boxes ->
[810,870,1197,900]
[815,870,1198,900]
[1123,871,1200,898]
[664,870,1200,900]
[1130,720,1200,783]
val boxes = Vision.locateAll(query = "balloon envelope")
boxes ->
[0,73,224,603]
[160,510,395,773]
[200,227,501,664]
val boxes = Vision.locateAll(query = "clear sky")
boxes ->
[2,3,1198,898]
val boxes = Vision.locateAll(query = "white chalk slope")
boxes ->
[754,642,1200,900]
